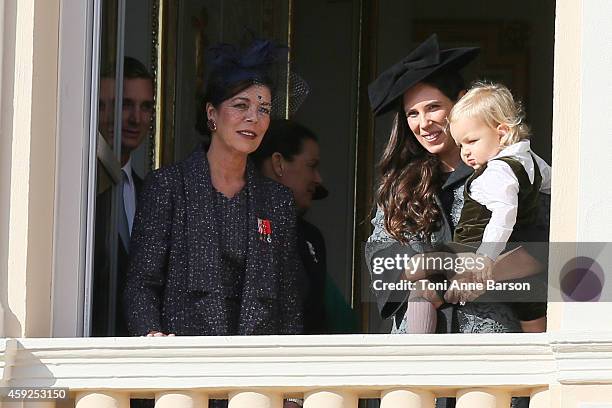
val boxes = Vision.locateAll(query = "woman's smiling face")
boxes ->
[403,82,457,157]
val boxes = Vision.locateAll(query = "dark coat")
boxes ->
[124,147,304,336]
[297,218,328,334]
[92,169,143,336]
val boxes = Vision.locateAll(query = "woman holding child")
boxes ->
[366,34,550,335]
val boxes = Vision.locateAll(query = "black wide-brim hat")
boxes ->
[368,34,480,116]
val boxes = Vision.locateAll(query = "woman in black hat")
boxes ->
[124,39,304,340]
[366,34,546,336]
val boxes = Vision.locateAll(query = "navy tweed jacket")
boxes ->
[124,147,304,336]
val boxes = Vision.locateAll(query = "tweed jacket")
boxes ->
[124,147,304,336]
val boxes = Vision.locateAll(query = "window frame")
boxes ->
[52,0,101,337]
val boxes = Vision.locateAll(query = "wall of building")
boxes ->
[577,0,612,242]
[0,0,60,338]
[548,0,612,333]
[0,0,12,338]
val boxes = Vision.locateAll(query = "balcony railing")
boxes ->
[1,332,612,407]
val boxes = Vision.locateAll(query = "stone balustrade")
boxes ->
[2,332,612,407]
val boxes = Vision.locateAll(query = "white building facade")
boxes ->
[1,0,612,407]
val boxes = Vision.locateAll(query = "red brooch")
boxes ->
[257,218,272,243]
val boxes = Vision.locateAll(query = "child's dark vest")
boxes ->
[454,155,542,244]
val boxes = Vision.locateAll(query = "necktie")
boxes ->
[118,170,130,252]
[123,172,136,234]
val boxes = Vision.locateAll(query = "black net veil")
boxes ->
[271,70,310,119]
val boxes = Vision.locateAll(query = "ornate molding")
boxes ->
[1,333,611,397]
[550,332,612,385]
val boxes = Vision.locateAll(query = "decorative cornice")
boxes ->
[550,332,612,385]
[1,332,611,396]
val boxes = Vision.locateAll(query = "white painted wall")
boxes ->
[0,0,59,338]
[553,0,612,331]
[577,0,612,242]
[0,0,7,339]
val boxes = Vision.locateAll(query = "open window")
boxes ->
[82,0,555,336]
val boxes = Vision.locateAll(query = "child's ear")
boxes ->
[496,123,510,138]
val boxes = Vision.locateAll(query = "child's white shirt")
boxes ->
[468,140,551,261]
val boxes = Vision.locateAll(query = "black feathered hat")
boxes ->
[203,37,309,118]
[204,38,288,106]
[368,34,480,116]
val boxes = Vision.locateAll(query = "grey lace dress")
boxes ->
[365,163,531,408]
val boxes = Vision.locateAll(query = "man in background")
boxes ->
[93,57,154,336]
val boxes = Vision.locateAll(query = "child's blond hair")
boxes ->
[448,81,530,147]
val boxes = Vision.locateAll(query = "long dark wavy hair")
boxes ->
[375,70,465,244]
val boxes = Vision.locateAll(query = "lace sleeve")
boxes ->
[364,207,424,319]
[367,206,395,243]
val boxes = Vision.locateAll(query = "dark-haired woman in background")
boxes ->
[251,119,328,334]
[124,39,303,338]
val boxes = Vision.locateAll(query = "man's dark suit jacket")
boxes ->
[92,169,143,336]
[123,147,304,336]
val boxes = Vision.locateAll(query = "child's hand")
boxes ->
[454,252,494,283]
[474,254,494,283]
[444,273,486,305]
